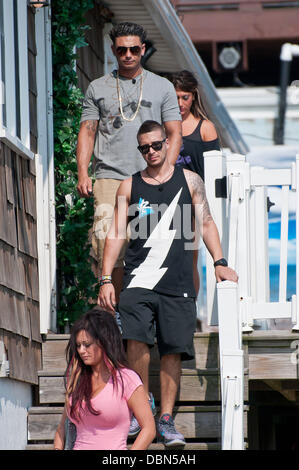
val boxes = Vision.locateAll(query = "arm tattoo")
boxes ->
[185,170,213,223]
[81,120,98,135]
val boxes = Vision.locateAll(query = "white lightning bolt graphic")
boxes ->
[127,188,183,290]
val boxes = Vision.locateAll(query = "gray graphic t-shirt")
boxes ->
[80,69,181,180]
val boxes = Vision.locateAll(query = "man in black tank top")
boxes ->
[98,120,238,448]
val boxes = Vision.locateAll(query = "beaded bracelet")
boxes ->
[99,279,113,288]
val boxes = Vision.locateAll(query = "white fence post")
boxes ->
[249,167,270,330]
[279,185,289,303]
[217,280,244,450]
[35,6,56,333]
[203,150,228,326]
[226,153,253,332]
[293,155,299,330]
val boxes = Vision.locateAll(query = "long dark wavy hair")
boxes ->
[64,306,129,423]
[168,70,209,121]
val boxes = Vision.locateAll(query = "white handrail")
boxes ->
[279,185,289,302]
[217,281,244,450]
[218,170,245,449]
[205,150,299,449]
[295,154,299,330]
[222,377,236,450]
[203,150,228,326]
[252,167,270,306]
[227,174,240,271]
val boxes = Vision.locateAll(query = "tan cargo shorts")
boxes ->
[92,178,128,269]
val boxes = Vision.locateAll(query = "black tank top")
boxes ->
[123,166,196,298]
[176,120,220,181]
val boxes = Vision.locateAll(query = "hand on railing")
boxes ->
[215,265,238,284]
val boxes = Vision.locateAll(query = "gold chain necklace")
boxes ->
[145,167,174,185]
[116,70,144,122]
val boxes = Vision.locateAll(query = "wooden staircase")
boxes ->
[26,332,249,450]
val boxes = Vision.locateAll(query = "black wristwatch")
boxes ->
[214,258,228,268]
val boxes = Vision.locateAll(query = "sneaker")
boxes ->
[128,413,140,437]
[157,413,186,447]
[128,392,156,437]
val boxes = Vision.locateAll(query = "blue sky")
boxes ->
[268,217,296,265]
[269,219,295,240]
[247,145,298,266]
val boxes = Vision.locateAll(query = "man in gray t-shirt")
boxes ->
[76,22,181,301]
[80,68,181,180]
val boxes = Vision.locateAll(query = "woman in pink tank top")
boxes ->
[53,307,155,450]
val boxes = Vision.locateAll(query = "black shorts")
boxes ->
[118,288,197,361]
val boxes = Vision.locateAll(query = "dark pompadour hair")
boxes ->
[137,120,166,141]
[109,22,147,44]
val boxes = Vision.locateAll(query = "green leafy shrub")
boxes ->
[52,0,97,329]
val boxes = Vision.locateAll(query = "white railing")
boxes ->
[217,280,244,450]
[204,150,299,450]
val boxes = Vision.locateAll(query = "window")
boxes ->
[13,0,21,139]
[0,0,6,128]
[0,0,31,157]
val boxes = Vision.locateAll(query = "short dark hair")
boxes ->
[109,22,147,44]
[137,120,166,141]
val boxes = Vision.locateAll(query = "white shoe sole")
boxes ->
[163,439,186,447]
[128,428,141,437]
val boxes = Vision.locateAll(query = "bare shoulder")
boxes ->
[200,119,218,141]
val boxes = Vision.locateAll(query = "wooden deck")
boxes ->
[26,330,299,450]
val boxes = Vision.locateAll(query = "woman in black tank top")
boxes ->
[168,71,220,323]
[168,70,220,181]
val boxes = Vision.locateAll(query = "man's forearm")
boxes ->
[167,132,182,165]
[164,120,182,165]
[101,236,126,275]
[77,134,95,177]
[202,219,223,262]
[76,121,98,177]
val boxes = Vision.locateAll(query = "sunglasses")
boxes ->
[137,139,166,155]
[116,46,142,56]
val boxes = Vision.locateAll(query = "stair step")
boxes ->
[27,405,248,442]
[28,407,63,441]
[31,333,249,448]
[38,368,227,404]
[26,442,221,450]
[26,444,54,450]
[42,332,221,372]
[38,367,249,404]
[27,405,220,441]
[38,367,222,377]
[43,332,299,381]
